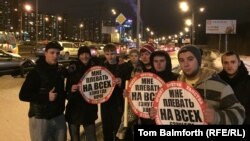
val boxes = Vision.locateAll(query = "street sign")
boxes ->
[116,13,127,25]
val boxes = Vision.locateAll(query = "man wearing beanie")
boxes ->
[177,45,245,125]
[65,46,98,141]
[19,41,67,141]
[137,44,155,125]
[140,43,155,72]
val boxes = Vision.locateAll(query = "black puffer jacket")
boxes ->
[65,59,98,125]
[219,61,250,124]
[19,56,66,119]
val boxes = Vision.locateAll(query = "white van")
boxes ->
[58,41,78,56]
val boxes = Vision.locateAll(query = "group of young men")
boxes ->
[19,41,249,141]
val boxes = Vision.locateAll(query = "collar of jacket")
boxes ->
[178,67,216,87]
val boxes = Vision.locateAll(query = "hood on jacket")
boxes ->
[219,60,249,86]
[178,67,217,87]
[150,50,172,74]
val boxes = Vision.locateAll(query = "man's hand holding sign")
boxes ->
[79,66,116,104]
[153,81,205,125]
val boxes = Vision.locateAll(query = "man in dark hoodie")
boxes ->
[117,50,179,140]
[101,43,125,141]
[150,50,179,82]
[19,41,67,141]
[65,46,98,141]
[219,51,250,124]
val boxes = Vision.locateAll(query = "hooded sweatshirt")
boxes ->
[219,61,250,124]
[178,67,245,125]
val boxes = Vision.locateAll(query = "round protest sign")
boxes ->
[153,81,205,125]
[79,66,116,104]
[127,72,165,119]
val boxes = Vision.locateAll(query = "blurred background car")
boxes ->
[34,41,78,58]
[33,43,46,57]
[58,41,78,57]
[0,49,35,77]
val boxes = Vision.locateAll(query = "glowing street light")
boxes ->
[184,27,190,32]
[57,16,62,21]
[45,17,49,22]
[56,16,62,40]
[111,9,117,15]
[79,23,84,41]
[185,19,192,26]
[179,1,189,12]
[20,3,32,41]
[24,4,32,12]
[199,7,205,12]
[179,1,205,44]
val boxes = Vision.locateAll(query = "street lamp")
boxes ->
[185,19,192,26]
[20,3,32,41]
[79,23,83,41]
[111,9,117,15]
[136,0,141,48]
[150,31,154,36]
[56,16,62,40]
[43,17,49,39]
[24,4,32,11]
[35,0,38,43]
[179,1,205,45]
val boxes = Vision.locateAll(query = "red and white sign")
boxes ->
[153,81,205,125]
[127,72,165,119]
[79,66,116,104]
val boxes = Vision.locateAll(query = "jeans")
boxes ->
[29,114,67,141]
[68,123,97,141]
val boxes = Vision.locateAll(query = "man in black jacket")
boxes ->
[101,43,125,141]
[19,41,67,141]
[219,51,250,124]
[65,46,98,141]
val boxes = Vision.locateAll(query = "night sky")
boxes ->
[36,0,250,36]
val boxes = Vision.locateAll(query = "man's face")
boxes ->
[153,56,166,72]
[129,52,139,64]
[178,51,199,77]
[222,55,240,76]
[44,48,60,65]
[104,50,117,64]
[79,53,91,65]
[140,51,151,65]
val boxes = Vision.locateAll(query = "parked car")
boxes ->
[34,41,78,58]
[0,49,35,77]
[58,41,78,56]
